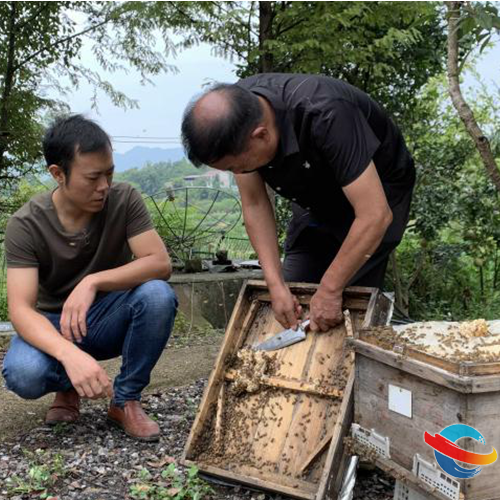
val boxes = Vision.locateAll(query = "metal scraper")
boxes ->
[253,319,311,351]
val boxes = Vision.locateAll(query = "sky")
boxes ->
[60,35,500,155]
[61,42,238,154]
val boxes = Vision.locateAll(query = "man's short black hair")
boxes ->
[181,83,263,168]
[43,114,112,180]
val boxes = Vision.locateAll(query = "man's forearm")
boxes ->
[242,198,285,290]
[320,215,391,293]
[86,254,171,293]
[10,307,78,362]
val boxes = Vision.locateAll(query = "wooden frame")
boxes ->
[182,280,391,500]
[356,327,500,377]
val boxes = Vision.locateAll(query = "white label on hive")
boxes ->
[388,384,412,418]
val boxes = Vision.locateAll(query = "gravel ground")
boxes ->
[0,344,395,500]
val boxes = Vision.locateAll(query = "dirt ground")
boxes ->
[0,334,223,442]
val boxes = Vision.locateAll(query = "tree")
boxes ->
[165,1,447,120]
[446,1,500,191]
[0,1,178,189]
[386,73,500,320]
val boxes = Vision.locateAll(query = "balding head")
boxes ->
[194,91,231,128]
[181,83,264,168]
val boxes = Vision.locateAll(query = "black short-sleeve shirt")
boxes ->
[237,74,416,245]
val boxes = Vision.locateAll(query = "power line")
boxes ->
[112,140,181,144]
[111,135,181,140]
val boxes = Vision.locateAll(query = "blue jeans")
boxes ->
[2,280,177,406]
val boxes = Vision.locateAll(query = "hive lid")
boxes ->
[357,319,500,377]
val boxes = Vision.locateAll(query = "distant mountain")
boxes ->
[113,146,185,172]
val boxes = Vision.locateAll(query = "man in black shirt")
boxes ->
[181,74,415,332]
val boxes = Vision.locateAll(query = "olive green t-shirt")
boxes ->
[5,182,154,312]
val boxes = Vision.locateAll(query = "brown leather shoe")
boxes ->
[107,401,160,441]
[45,388,80,425]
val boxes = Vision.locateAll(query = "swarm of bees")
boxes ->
[366,319,500,363]
[231,348,278,395]
[459,319,490,338]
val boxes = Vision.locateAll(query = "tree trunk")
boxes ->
[446,1,500,192]
[258,2,275,72]
[258,2,277,212]
[390,251,409,316]
[0,2,18,178]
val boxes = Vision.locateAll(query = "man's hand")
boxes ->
[61,347,113,399]
[269,284,302,330]
[60,277,97,343]
[309,286,343,332]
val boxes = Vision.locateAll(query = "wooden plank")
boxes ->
[460,391,500,499]
[462,361,500,376]
[183,282,253,460]
[255,312,323,479]
[470,373,500,393]
[214,384,225,444]
[352,339,474,393]
[256,332,313,478]
[358,331,463,375]
[285,320,348,479]
[374,292,394,326]
[235,299,260,350]
[360,327,500,378]
[184,460,317,500]
[256,292,370,311]
[316,371,355,500]
[299,431,334,475]
[224,370,344,399]
[246,280,376,297]
[354,354,467,472]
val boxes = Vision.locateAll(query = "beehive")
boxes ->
[352,320,500,500]
[182,280,392,499]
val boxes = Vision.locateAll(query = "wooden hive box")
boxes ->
[351,321,500,500]
[182,280,392,500]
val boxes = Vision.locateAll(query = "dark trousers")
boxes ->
[282,226,396,288]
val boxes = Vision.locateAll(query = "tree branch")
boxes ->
[15,2,51,31]
[275,17,306,37]
[13,8,122,72]
[446,1,500,192]
[168,2,202,26]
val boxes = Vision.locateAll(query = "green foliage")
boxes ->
[275,196,291,250]
[5,449,66,499]
[171,310,221,345]
[0,2,178,186]
[389,232,500,321]
[129,464,213,500]
[386,74,500,320]
[0,180,49,321]
[0,245,7,321]
[254,2,446,120]
[115,159,206,197]
[116,159,250,261]
[167,2,447,120]
[0,179,49,240]
[456,2,500,60]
